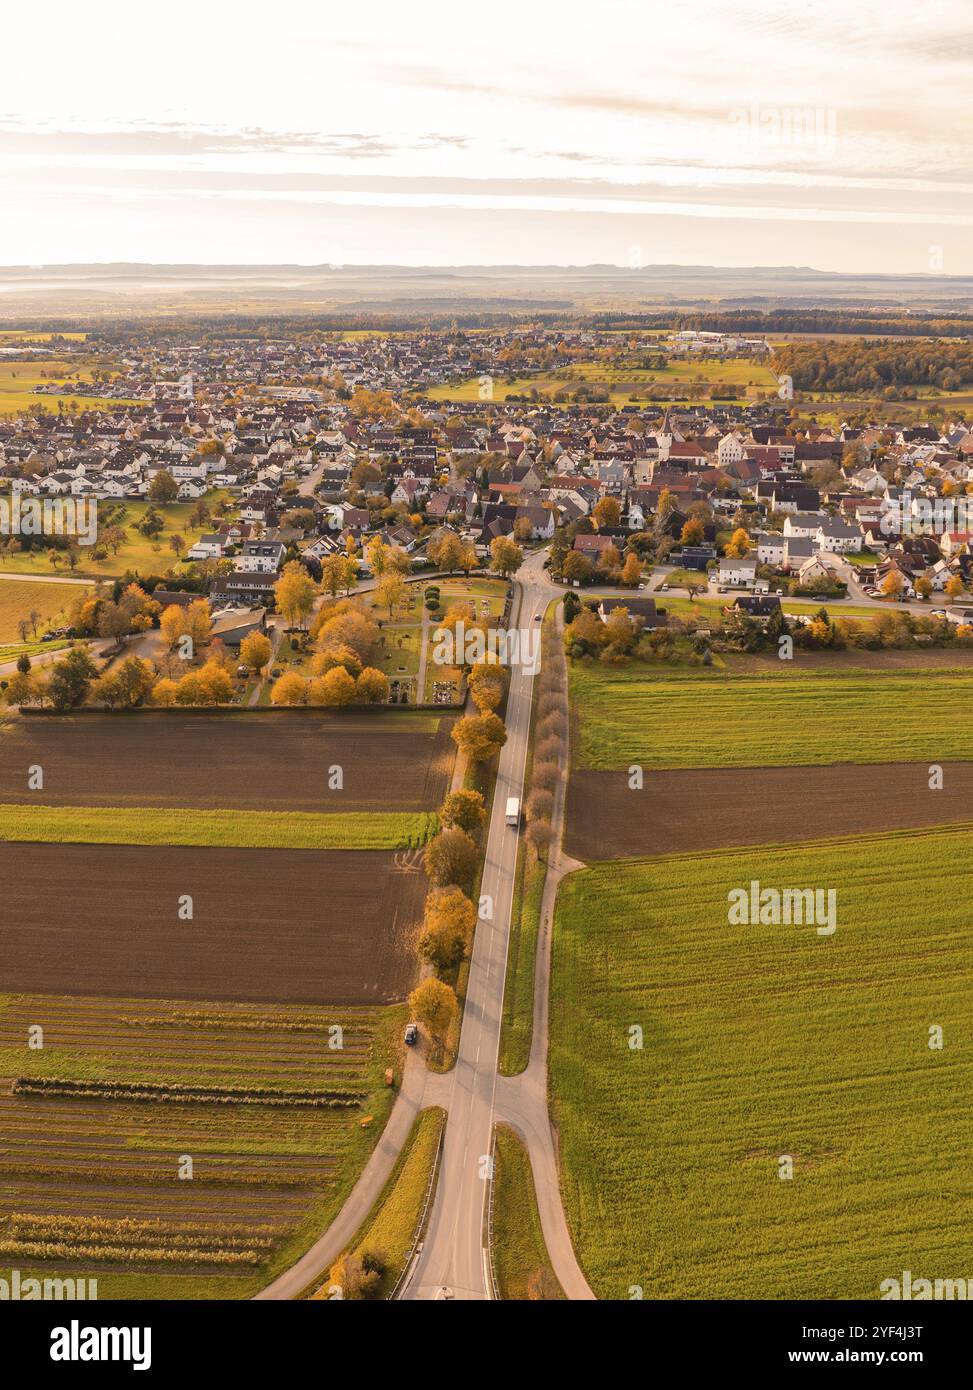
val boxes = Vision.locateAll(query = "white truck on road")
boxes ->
[505,796,520,827]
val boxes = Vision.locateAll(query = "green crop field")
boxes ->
[570,661,973,770]
[429,354,779,403]
[0,579,92,642]
[549,826,973,1299]
[0,804,439,851]
[0,641,70,664]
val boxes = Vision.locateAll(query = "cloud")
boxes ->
[0,121,413,160]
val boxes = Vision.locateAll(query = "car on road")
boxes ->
[404,1022,419,1046]
[534,613,541,620]
[931,609,947,618]
[505,796,520,827]
[660,583,670,591]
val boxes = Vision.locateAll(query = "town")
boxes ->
[4,322,973,712]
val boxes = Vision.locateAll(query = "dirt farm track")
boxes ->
[566,761,973,860]
[0,711,455,812]
[0,843,425,1004]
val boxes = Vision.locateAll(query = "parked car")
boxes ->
[660,583,670,591]
[404,1022,419,1046]
[931,609,947,618]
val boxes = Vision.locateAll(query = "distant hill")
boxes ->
[1,262,972,318]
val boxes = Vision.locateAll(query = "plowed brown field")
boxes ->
[566,761,973,859]
[0,711,454,811]
[0,843,426,1003]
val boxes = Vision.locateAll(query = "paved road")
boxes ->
[0,570,93,586]
[255,548,592,1302]
[297,461,326,498]
[402,550,551,1301]
[0,636,112,679]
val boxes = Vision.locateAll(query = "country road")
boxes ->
[255,548,591,1302]
[0,569,93,585]
[401,548,577,1300]
[492,596,594,1300]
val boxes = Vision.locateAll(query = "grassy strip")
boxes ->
[0,803,438,851]
[661,595,885,623]
[491,1125,564,1300]
[570,661,973,770]
[549,826,973,1299]
[499,597,558,1075]
[313,1106,445,1299]
[500,856,543,1076]
[0,641,69,663]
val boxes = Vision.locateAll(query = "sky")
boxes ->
[0,0,970,272]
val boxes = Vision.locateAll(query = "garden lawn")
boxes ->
[0,495,227,579]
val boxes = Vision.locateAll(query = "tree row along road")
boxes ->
[256,549,592,1301]
[402,552,547,1299]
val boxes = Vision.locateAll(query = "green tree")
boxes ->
[47,646,97,710]
[148,469,179,504]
